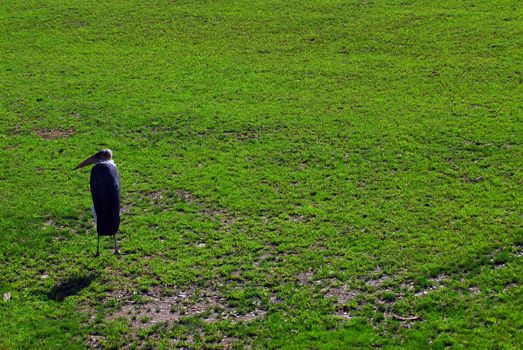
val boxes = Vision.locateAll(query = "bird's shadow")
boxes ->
[48,273,96,301]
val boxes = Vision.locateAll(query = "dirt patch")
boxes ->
[468,286,480,294]
[289,214,306,222]
[10,122,22,135]
[43,219,64,229]
[297,270,314,285]
[224,128,259,142]
[68,20,88,28]
[176,190,196,203]
[146,191,164,201]
[204,208,238,226]
[503,282,518,292]
[400,280,415,292]
[325,284,359,304]
[120,203,132,213]
[312,242,328,251]
[36,128,75,139]
[366,275,390,287]
[413,287,439,297]
[335,310,353,319]
[366,267,391,287]
[319,274,425,324]
[107,285,266,329]
[303,276,360,320]
[254,251,273,267]
[269,293,282,305]
[429,273,449,284]
[413,274,449,297]
[237,129,259,141]
[169,334,238,350]
[109,289,216,328]
[220,336,239,349]
[43,218,79,236]
[85,334,105,349]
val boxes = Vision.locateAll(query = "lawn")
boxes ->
[1,0,522,348]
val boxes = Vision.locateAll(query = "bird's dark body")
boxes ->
[90,162,120,236]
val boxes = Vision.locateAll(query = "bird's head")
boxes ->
[74,149,113,170]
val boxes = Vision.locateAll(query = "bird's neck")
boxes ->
[100,160,116,167]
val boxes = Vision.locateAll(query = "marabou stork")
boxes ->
[74,149,120,256]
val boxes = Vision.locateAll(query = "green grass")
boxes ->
[1,0,522,348]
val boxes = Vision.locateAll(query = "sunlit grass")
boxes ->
[1,0,522,348]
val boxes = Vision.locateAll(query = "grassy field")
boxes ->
[1,0,522,348]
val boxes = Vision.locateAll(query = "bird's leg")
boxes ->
[95,235,100,257]
[113,234,119,254]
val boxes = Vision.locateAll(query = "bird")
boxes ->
[74,149,120,256]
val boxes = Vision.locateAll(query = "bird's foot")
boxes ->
[113,248,120,255]
[94,252,100,258]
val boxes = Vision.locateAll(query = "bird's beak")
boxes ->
[73,155,97,170]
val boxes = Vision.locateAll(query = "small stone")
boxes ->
[3,293,11,301]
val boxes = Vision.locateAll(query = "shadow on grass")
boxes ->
[48,273,96,301]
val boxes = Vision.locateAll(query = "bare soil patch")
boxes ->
[224,128,260,142]
[85,334,105,349]
[107,285,266,329]
[325,284,359,304]
[43,218,64,229]
[36,128,75,139]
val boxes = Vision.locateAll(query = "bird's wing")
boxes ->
[90,163,120,234]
